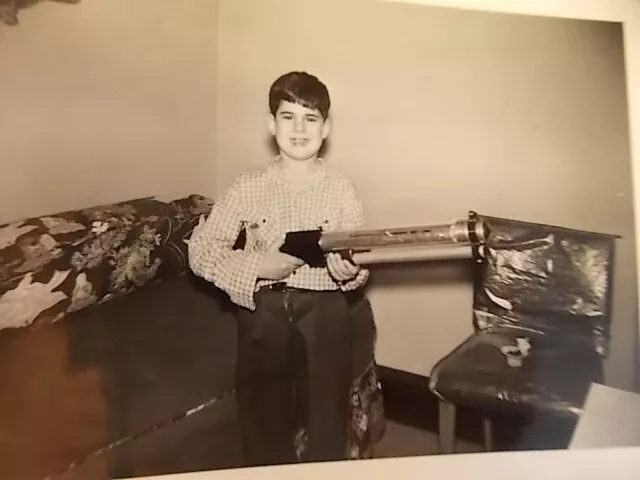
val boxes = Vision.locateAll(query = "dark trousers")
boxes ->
[235,286,353,466]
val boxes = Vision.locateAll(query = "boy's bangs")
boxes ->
[283,90,322,114]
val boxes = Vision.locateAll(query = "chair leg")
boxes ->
[483,416,494,452]
[438,400,456,454]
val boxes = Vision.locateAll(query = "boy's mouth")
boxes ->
[290,138,309,147]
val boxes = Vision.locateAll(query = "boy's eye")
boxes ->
[306,117,318,122]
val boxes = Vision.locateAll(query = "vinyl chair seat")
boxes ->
[429,327,602,420]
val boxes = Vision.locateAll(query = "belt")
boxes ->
[262,282,308,293]
[260,283,365,305]
[261,283,338,294]
[264,282,289,292]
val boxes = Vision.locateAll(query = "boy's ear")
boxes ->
[267,114,276,135]
[322,116,332,139]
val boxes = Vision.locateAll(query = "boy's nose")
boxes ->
[294,118,306,132]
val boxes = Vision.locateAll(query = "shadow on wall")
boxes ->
[368,262,473,290]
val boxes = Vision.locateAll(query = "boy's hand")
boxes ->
[257,236,305,280]
[326,252,361,282]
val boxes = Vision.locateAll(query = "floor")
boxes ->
[41,358,579,480]
[374,420,483,459]
[52,393,485,480]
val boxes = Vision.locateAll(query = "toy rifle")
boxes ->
[279,211,488,267]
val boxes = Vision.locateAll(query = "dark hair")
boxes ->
[269,71,331,119]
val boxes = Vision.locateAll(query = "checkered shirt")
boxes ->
[188,157,370,311]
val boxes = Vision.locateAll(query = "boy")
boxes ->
[188,71,371,466]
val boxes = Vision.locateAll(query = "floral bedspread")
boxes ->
[0,195,213,331]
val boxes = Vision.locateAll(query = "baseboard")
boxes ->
[377,366,577,451]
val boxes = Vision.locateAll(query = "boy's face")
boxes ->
[268,100,330,162]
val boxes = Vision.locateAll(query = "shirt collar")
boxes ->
[268,155,328,189]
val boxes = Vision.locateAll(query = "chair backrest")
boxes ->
[472,215,617,357]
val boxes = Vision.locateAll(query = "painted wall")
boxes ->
[215,0,639,391]
[0,0,218,225]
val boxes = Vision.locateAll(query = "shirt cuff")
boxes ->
[338,267,370,292]
[222,251,265,311]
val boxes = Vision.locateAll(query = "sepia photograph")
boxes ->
[1,0,640,479]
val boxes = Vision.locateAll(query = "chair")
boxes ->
[428,215,617,454]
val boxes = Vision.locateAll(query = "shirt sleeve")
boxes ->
[336,180,370,292]
[187,179,265,311]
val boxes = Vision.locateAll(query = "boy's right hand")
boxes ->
[257,236,305,280]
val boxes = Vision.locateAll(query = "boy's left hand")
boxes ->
[326,252,361,282]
